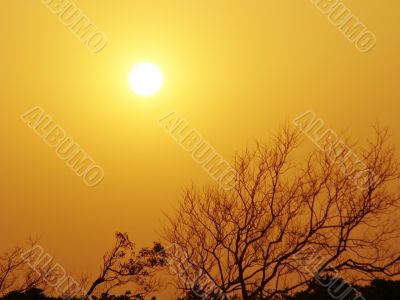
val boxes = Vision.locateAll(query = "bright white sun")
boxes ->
[128,63,164,97]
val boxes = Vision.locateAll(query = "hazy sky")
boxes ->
[1,0,399,289]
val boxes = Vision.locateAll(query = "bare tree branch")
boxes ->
[165,125,400,299]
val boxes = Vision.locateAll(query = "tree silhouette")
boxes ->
[359,278,400,300]
[0,239,59,297]
[283,276,400,300]
[85,232,166,299]
[164,125,400,299]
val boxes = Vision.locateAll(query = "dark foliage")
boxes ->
[284,276,400,300]
[0,288,144,300]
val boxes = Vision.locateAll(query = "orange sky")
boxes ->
[1,0,400,294]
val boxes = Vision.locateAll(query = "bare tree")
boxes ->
[0,244,26,296]
[165,125,400,299]
[85,232,166,299]
[0,239,59,297]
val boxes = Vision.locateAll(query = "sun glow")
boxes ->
[128,63,164,97]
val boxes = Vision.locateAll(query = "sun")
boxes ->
[128,63,164,97]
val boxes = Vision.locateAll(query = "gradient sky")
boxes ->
[1,0,400,293]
